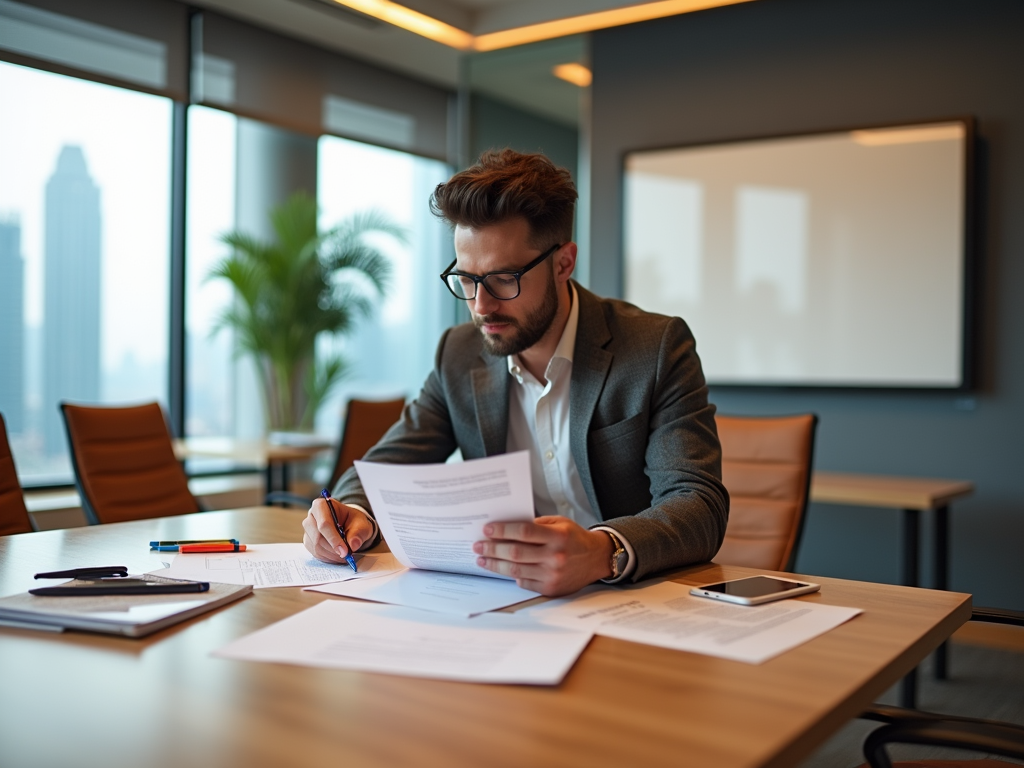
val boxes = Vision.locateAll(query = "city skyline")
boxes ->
[42,145,102,454]
[0,217,24,433]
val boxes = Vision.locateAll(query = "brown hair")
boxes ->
[429,149,577,247]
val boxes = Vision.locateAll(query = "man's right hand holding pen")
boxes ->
[302,493,376,565]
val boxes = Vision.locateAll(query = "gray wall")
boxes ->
[589,0,1024,608]
[471,94,579,186]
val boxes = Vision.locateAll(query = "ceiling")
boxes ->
[192,0,722,88]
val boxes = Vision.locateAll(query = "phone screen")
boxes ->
[699,577,810,598]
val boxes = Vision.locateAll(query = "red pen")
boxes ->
[179,543,247,553]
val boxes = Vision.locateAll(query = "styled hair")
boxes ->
[429,149,577,247]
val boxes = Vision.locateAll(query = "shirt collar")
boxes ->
[507,282,580,383]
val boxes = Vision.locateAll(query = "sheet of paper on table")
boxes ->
[354,451,533,579]
[524,580,862,664]
[307,567,540,616]
[154,543,401,588]
[213,599,592,685]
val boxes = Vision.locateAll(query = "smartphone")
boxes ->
[690,575,820,606]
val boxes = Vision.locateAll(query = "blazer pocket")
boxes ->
[588,411,648,447]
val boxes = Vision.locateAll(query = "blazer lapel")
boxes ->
[471,351,510,457]
[570,284,613,517]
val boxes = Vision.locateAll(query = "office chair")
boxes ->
[0,412,35,535]
[714,413,818,571]
[857,608,1024,768]
[266,396,405,506]
[61,402,202,524]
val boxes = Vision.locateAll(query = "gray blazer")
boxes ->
[333,282,729,581]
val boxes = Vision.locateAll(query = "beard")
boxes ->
[473,276,559,357]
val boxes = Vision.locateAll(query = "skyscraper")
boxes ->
[0,217,25,434]
[42,145,102,454]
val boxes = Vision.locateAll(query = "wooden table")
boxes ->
[0,508,970,768]
[810,471,975,705]
[174,436,335,493]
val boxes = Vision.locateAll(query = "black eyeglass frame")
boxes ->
[439,243,563,301]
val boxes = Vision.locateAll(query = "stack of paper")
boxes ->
[214,600,592,685]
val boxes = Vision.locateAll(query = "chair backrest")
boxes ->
[715,413,818,571]
[61,402,201,525]
[328,398,406,488]
[0,413,34,535]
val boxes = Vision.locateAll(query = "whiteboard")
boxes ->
[623,121,969,388]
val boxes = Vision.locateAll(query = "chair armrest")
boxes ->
[972,607,1024,627]
[863,717,1024,768]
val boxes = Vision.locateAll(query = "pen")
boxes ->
[321,489,358,573]
[35,565,128,579]
[178,543,247,553]
[150,539,238,549]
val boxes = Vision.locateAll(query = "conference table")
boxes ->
[173,436,335,493]
[0,508,970,768]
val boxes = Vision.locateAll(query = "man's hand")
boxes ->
[472,516,614,596]
[302,496,375,564]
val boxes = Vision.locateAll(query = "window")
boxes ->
[316,136,453,430]
[0,61,171,485]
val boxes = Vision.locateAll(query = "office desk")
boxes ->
[0,508,970,768]
[810,471,974,704]
[173,436,334,493]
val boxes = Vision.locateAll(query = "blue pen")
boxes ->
[321,489,358,573]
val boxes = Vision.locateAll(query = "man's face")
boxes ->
[453,218,559,358]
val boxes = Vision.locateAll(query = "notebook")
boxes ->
[0,574,251,637]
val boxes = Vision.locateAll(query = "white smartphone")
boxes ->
[690,575,820,606]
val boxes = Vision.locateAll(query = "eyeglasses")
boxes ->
[440,243,563,301]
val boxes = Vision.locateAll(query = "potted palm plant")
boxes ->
[209,191,405,433]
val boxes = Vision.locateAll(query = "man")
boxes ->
[303,149,728,597]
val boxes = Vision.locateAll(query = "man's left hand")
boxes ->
[473,516,614,596]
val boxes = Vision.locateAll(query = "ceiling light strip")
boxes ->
[331,0,754,52]
[473,0,755,51]
[330,0,474,49]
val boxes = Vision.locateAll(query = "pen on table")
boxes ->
[150,539,238,550]
[321,489,358,573]
[178,543,247,553]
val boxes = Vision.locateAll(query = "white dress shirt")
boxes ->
[505,283,636,582]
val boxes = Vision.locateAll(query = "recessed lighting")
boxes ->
[553,63,592,87]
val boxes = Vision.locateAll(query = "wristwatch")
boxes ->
[605,530,628,580]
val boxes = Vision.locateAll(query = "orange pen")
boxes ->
[179,543,247,553]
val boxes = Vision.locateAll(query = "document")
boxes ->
[307,568,540,617]
[156,543,401,589]
[213,599,592,685]
[525,581,862,664]
[354,451,534,579]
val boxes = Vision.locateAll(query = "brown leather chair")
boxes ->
[0,413,35,535]
[327,397,406,488]
[61,402,201,525]
[714,413,818,571]
[266,396,405,506]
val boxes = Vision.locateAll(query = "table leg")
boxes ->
[265,464,275,498]
[934,505,950,680]
[902,508,920,588]
[281,462,291,492]
[900,668,918,709]
[900,508,921,707]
